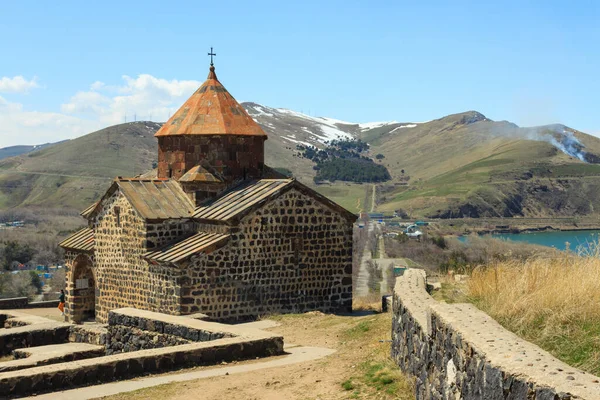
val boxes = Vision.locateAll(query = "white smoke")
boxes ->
[497,124,589,163]
[546,130,586,162]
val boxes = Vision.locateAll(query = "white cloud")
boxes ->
[0,76,40,93]
[61,74,201,125]
[0,73,203,147]
[90,81,105,91]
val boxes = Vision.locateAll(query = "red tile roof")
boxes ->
[155,66,266,138]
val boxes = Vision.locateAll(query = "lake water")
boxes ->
[466,230,600,252]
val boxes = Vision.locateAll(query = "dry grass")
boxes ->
[468,250,600,374]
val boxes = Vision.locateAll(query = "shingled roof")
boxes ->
[60,228,94,252]
[87,178,194,221]
[117,179,194,220]
[144,232,230,263]
[155,66,266,138]
[193,179,357,223]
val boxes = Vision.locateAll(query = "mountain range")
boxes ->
[2,103,600,219]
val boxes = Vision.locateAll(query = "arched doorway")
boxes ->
[69,254,96,323]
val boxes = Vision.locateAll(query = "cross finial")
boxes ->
[208,47,216,66]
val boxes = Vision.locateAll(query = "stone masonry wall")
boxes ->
[392,269,600,399]
[64,250,96,323]
[157,135,265,182]
[180,188,353,321]
[146,220,195,250]
[105,326,189,355]
[92,192,181,322]
[105,310,229,354]
[0,298,28,310]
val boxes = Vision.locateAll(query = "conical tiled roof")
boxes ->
[155,66,266,137]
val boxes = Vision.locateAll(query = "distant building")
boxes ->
[60,63,356,323]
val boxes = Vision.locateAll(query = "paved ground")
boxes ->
[11,306,65,322]
[355,222,375,297]
[21,345,335,400]
[355,223,409,297]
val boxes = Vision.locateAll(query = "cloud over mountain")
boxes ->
[0,74,201,147]
[0,76,39,93]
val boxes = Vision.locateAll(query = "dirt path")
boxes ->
[22,346,335,400]
[97,312,413,400]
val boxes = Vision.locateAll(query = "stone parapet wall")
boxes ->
[0,297,60,311]
[0,297,28,309]
[392,269,600,399]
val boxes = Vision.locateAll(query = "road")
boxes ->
[355,221,375,297]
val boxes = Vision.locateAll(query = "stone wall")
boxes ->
[392,269,600,399]
[180,188,353,321]
[0,298,28,309]
[91,192,182,322]
[0,324,70,356]
[0,297,60,311]
[146,219,195,250]
[105,326,189,355]
[157,135,265,182]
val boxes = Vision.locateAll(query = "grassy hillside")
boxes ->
[364,112,600,218]
[2,108,600,219]
[0,122,160,209]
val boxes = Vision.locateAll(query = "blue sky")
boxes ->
[0,0,598,146]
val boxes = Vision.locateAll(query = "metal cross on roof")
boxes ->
[208,47,216,66]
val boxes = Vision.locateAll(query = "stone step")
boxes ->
[1,343,105,372]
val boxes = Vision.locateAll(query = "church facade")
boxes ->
[60,64,355,323]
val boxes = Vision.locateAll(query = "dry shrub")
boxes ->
[469,247,600,374]
[353,293,383,311]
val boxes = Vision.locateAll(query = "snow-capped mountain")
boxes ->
[243,102,416,149]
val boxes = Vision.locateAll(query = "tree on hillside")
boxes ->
[375,154,385,159]
[29,270,43,294]
[2,241,36,270]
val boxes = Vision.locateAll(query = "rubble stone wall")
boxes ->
[146,219,195,250]
[392,269,600,399]
[0,297,61,311]
[0,298,28,309]
[91,192,181,323]
[181,188,353,321]
[105,326,189,354]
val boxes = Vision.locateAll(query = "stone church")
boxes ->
[60,62,356,323]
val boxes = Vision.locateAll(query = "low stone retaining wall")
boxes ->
[106,326,190,354]
[0,324,70,356]
[0,298,28,310]
[69,325,108,346]
[0,308,284,398]
[104,310,235,354]
[27,300,60,308]
[0,297,59,310]
[392,269,600,399]
[108,309,231,342]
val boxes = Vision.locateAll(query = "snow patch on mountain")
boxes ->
[390,124,418,133]
[358,121,399,131]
